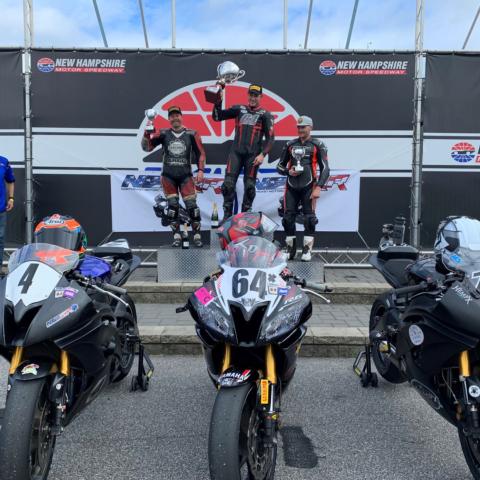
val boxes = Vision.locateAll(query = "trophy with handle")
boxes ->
[204,61,246,104]
[145,108,157,133]
[291,146,305,173]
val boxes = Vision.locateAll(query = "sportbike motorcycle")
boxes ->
[354,216,480,479]
[0,240,153,480]
[177,212,331,480]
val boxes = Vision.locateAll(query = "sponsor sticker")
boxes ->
[450,254,462,264]
[268,285,278,295]
[55,287,79,299]
[277,287,289,296]
[46,304,79,328]
[21,363,40,375]
[195,287,214,306]
[260,379,270,405]
[408,324,424,346]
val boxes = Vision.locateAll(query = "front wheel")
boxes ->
[459,428,480,479]
[0,378,56,480]
[209,383,277,480]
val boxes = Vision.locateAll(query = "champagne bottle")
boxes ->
[181,224,190,249]
[211,202,219,229]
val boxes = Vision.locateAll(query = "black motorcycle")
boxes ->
[178,233,330,480]
[355,223,480,479]
[0,241,153,480]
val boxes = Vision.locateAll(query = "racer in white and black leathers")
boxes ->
[277,115,329,260]
[213,84,275,219]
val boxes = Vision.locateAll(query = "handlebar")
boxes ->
[392,281,432,297]
[305,282,333,293]
[102,283,127,296]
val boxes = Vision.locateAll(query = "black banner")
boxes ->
[424,54,480,133]
[0,49,23,130]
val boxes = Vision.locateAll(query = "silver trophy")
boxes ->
[291,146,305,173]
[204,61,246,104]
[145,108,157,132]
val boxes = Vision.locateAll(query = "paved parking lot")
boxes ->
[0,356,473,480]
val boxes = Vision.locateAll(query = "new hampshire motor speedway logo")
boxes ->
[451,142,478,163]
[37,57,126,74]
[319,59,409,76]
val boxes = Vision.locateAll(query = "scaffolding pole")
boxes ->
[138,0,149,48]
[92,0,108,47]
[463,5,480,49]
[304,0,314,49]
[171,0,176,48]
[283,0,288,49]
[345,0,359,49]
[23,0,34,244]
[410,0,424,247]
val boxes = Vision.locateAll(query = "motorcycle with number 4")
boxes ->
[177,212,331,480]
[355,216,480,479]
[0,240,153,480]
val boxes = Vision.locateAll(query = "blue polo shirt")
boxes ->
[0,156,15,213]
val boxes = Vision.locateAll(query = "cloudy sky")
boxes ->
[1,0,480,51]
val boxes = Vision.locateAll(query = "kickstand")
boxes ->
[353,343,378,388]
[131,343,154,392]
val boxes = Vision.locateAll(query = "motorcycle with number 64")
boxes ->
[178,212,331,480]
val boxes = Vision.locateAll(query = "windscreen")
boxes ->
[9,243,80,274]
[218,237,287,269]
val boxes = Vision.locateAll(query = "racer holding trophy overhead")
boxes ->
[277,115,330,262]
[209,62,275,221]
[141,106,206,247]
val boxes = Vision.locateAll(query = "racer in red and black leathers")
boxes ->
[213,84,275,219]
[277,115,329,261]
[141,106,206,246]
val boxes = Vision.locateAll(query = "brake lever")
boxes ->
[302,288,331,304]
[176,305,188,313]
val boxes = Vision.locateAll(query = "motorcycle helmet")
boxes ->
[434,216,480,273]
[34,214,88,258]
[217,212,278,250]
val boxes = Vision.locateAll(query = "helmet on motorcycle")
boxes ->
[216,212,278,250]
[434,216,480,273]
[34,214,88,258]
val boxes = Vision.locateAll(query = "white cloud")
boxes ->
[0,0,480,50]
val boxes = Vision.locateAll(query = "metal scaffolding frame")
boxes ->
[304,0,314,49]
[345,0,360,49]
[138,0,150,48]
[92,0,108,48]
[463,4,480,49]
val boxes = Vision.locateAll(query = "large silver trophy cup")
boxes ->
[145,108,157,133]
[204,61,245,104]
[291,146,305,173]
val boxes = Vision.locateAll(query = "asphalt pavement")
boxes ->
[0,356,473,480]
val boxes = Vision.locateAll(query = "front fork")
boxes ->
[8,347,71,436]
[459,350,480,429]
[220,343,279,445]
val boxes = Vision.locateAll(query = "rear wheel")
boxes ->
[369,297,406,384]
[459,428,480,479]
[0,378,56,480]
[209,383,277,480]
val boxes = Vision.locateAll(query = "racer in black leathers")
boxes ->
[141,106,206,247]
[277,115,329,261]
[213,84,275,220]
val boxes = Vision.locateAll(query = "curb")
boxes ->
[127,281,389,305]
[140,326,367,358]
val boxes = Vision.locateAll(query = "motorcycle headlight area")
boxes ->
[194,301,235,341]
[259,304,303,342]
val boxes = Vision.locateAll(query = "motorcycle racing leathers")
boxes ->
[141,128,206,236]
[212,102,275,218]
[277,137,330,237]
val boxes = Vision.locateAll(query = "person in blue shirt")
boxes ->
[0,156,15,266]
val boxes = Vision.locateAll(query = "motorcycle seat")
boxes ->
[382,258,416,287]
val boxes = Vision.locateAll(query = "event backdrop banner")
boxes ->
[422,54,480,246]
[31,49,415,246]
[0,49,25,245]
[111,169,360,233]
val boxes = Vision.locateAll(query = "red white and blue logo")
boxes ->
[319,60,337,76]
[451,142,476,163]
[37,57,55,73]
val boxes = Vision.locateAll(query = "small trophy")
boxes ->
[204,61,246,104]
[291,146,305,173]
[145,108,157,133]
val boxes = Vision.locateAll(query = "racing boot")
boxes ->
[193,232,203,248]
[285,236,297,261]
[301,236,314,262]
[172,233,182,248]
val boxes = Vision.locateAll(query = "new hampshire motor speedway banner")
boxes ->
[111,169,360,233]
[31,49,414,246]
[421,54,480,246]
